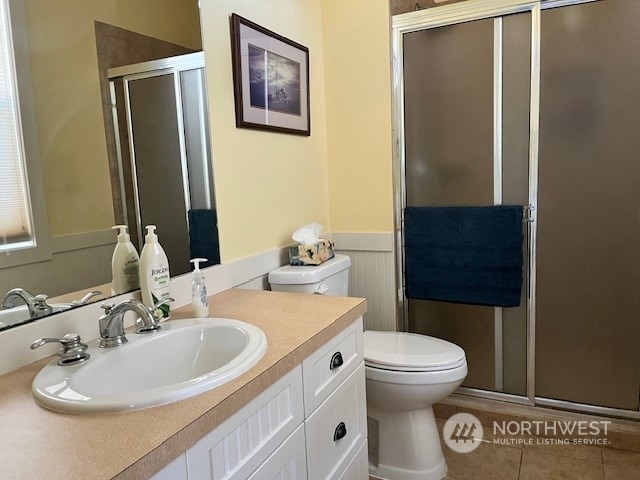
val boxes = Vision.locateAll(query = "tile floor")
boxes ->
[437,420,640,480]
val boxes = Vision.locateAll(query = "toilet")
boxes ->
[268,254,468,480]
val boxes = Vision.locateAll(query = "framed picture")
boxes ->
[230,14,310,136]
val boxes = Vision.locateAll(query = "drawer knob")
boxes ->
[330,352,344,370]
[333,422,347,441]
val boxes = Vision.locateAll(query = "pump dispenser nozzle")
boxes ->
[190,258,207,273]
[112,225,130,242]
[145,225,158,243]
[190,257,209,318]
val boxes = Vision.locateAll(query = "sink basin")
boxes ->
[0,304,73,330]
[32,318,268,413]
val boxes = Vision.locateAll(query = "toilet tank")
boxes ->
[268,254,351,296]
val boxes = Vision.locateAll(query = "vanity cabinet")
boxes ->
[152,317,367,480]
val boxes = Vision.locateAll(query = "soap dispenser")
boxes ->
[139,225,171,319]
[110,225,140,295]
[190,258,209,318]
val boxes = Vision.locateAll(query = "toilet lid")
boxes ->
[364,331,466,372]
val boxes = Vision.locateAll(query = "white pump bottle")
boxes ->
[111,225,140,295]
[139,225,171,319]
[190,258,209,318]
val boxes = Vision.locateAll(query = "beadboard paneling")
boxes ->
[336,249,397,331]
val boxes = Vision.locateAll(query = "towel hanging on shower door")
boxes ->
[404,205,524,308]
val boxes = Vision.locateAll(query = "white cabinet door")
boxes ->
[187,365,304,480]
[248,424,307,480]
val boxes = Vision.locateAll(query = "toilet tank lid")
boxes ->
[364,331,466,371]
[268,254,351,285]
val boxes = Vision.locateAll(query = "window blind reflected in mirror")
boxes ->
[0,0,32,251]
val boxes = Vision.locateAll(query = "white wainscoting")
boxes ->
[333,232,397,332]
[0,229,114,299]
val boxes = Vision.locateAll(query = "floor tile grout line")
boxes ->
[517,445,523,480]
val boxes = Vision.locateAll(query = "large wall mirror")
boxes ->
[0,0,220,331]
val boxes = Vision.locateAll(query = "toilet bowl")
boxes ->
[365,331,467,480]
[268,254,467,480]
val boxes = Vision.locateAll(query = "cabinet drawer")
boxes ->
[338,440,368,480]
[302,317,363,415]
[305,364,367,480]
[187,365,304,480]
[248,423,307,480]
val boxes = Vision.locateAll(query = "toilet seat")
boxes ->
[364,331,466,372]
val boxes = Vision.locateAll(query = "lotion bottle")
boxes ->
[139,225,171,319]
[110,225,140,295]
[190,258,209,318]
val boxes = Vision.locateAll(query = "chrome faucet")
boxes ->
[98,298,173,348]
[2,288,53,319]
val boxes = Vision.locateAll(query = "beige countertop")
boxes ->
[0,289,366,480]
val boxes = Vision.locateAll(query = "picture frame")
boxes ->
[230,14,310,136]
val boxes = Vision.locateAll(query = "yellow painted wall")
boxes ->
[199,0,330,262]
[24,0,202,236]
[321,0,394,233]
[27,0,390,259]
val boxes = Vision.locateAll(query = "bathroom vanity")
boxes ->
[0,289,367,479]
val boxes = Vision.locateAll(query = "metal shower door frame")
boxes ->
[392,0,640,420]
[391,0,542,406]
[108,53,205,248]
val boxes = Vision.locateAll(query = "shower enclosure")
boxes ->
[393,0,640,418]
[108,52,217,276]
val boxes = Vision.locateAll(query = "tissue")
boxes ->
[292,222,324,244]
[289,223,335,266]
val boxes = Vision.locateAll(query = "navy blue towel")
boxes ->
[404,206,524,308]
[188,209,221,268]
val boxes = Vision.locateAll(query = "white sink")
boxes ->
[31,318,268,413]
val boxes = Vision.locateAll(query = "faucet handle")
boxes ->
[151,297,174,315]
[100,303,115,314]
[136,297,175,333]
[32,294,53,318]
[30,333,90,366]
[71,290,102,306]
[33,294,49,305]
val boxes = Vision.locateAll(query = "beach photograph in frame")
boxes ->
[231,14,310,136]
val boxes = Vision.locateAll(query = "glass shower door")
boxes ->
[403,12,531,395]
[536,0,640,410]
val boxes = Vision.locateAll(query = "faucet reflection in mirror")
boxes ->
[3,289,54,319]
[0,289,102,331]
